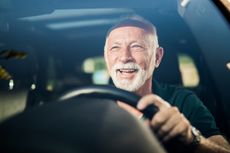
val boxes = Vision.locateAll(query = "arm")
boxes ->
[194,135,230,153]
[137,94,230,153]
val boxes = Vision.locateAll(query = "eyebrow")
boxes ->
[109,40,146,47]
[130,40,145,45]
[110,42,122,47]
[112,42,122,45]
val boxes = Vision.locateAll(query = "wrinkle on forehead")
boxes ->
[107,26,152,48]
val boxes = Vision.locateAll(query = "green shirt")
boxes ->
[153,80,220,138]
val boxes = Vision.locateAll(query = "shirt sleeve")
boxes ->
[179,93,221,138]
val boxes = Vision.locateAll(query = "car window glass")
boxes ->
[178,53,200,87]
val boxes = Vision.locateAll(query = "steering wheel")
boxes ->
[0,85,165,153]
[59,85,158,119]
[58,85,187,152]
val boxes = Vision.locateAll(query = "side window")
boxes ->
[0,49,35,121]
[83,56,109,85]
[178,53,200,87]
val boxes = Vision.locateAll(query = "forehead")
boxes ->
[107,26,148,41]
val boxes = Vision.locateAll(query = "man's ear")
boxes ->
[155,47,164,68]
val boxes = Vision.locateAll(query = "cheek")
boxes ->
[105,52,117,70]
[133,53,150,70]
[148,54,156,75]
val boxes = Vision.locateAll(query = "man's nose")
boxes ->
[119,48,134,63]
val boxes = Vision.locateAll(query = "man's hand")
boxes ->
[117,94,194,144]
[137,94,193,143]
[118,94,230,152]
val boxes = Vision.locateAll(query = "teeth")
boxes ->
[118,69,137,73]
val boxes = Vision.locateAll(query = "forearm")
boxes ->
[194,135,230,153]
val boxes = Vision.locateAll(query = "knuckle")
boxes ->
[152,94,163,102]
[153,115,163,125]
[168,106,179,114]
[180,114,187,122]
[161,126,168,133]
[171,106,179,112]
[180,120,187,127]
[180,117,190,128]
[146,94,156,101]
[184,119,190,127]
[179,113,184,119]
[152,94,159,99]
[179,114,185,122]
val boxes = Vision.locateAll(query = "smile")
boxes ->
[117,68,138,74]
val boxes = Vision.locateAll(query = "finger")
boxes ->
[162,122,183,142]
[150,112,168,131]
[155,108,180,138]
[162,115,190,142]
[150,107,175,130]
[137,94,170,110]
[153,107,180,136]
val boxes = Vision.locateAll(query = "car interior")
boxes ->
[0,0,230,152]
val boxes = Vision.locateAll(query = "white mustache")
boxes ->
[112,62,140,71]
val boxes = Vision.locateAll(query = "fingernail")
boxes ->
[137,103,144,110]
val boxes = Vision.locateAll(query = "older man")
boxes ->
[104,16,230,152]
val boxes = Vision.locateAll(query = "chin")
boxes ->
[111,67,148,92]
[113,78,145,92]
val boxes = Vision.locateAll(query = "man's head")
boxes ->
[104,16,163,94]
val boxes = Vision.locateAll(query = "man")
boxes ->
[104,16,230,152]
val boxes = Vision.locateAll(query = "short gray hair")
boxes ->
[104,15,159,52]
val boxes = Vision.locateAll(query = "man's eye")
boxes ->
[131,45,144,50]
[110,46,120,50]
[133,45,141,48]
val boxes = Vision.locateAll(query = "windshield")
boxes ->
[0,0,230,138]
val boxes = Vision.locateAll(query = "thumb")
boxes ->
[137,94,170,110]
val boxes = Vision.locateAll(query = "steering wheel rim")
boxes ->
[59,85,158,119]
[0,91,166,153]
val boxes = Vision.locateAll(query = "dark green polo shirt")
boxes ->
[153,80,220,138]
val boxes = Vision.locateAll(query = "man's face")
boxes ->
[104,26,157,91]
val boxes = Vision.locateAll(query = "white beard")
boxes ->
[110,62,148,92]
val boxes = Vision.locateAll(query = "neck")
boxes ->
[134,77,153,97]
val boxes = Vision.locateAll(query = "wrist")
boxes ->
[190,126,202,146]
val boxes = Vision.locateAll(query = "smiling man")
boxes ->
[104,16,230,153]
[104,17,160,96]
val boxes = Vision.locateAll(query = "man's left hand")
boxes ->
[137,94,193,143]
[117,94,194,144]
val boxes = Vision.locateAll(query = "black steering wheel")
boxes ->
[59,85,158,119]
[58,85,188,153]
[0,85,166,153]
